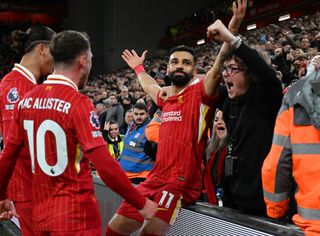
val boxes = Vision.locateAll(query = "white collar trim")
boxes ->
[12,63,37,85]
[44,74,78,91]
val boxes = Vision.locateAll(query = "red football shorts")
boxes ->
[34,226,102,236]
[116,181,200,225]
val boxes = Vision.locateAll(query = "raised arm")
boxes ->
[122,50,160,105]
[204,0,247,97]
[228,0,247,35]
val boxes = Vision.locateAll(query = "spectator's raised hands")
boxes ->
[104,121,110,131]
[122,49,148,70]
[207,20,236,43]
[228,0,247,34]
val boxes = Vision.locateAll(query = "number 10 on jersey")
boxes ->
[24,119,68,177]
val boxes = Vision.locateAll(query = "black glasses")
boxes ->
[221,66,244,75]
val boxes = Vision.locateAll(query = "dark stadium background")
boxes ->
[0,0,319,75]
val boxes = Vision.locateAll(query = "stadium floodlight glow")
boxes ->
[197,39,205,45]
[279,14,290,21]
[246,24,256,31]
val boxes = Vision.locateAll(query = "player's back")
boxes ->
[0,64,36,201]
[17,75,101,231]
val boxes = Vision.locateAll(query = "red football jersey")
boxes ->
[0,63,37,201]
[148,79,218,190]
[9,75,106,231]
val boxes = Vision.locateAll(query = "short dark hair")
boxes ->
[222,52,257,87]
[10,25,55,55]
[125,109,133,115]
[109,120,119,126]
[222,52,247,70]
[169,45,196,61]
[50,30,90,65]
[133,102,148,112]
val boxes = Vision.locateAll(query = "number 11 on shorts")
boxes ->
[158,190,174,208]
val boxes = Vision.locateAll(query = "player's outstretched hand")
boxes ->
[0,200,19,221]
[207,20,236,43]
[139,198,158,220]
[122,49,148,70]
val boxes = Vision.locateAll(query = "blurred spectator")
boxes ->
[311,32,320,50]
[122,96,133,116]
[203,109,227,205]
[103,120,124,159]
[120,109,133,135]
[118,85,134,106]
[118,103,153,184]
[95,102,107,131]
[105,94,124,128]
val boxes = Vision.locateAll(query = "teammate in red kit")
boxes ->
[0,25,55,235]
[0,30,157,235]
[106,42,225,236]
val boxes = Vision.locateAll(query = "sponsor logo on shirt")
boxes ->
[89,111,100,129]
[7,87,19,103]
[162,110,182,123]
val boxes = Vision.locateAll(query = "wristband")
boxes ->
[134,64,145,75]
[230,36,242,49]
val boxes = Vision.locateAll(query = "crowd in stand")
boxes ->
[82,11,320,131]
[1,11,318,114]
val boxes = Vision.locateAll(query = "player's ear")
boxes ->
[79,54,87,67]
[37,43,47,57]
[193,67,198,77]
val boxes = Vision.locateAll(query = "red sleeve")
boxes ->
[0,140,23,200]
[156,90,164,110]
[85,145,146,209]
[0,109,25,200]
[200,78,220,106]
[71,97,106,152]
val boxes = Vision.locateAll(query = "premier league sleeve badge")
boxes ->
[7,87,19,103]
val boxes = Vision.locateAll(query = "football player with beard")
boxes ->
[107,42,223,236]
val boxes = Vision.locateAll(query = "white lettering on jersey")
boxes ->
[162,110,182,123]
[19,97,71,114]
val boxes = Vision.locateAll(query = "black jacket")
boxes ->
[221,43,283,215]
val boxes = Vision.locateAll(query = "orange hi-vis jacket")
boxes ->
[145,109,161,143]
[262,71,320,235]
